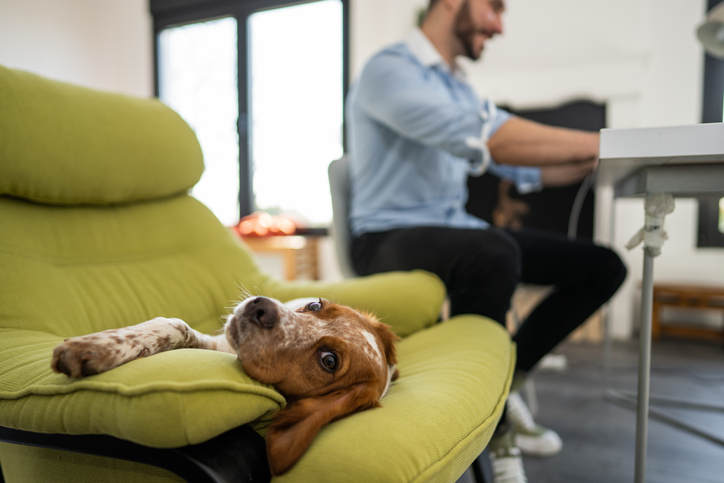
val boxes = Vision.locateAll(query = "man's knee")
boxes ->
[570,245,627,296]
[598,247,627,292]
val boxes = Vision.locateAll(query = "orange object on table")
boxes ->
[233,212,297,237]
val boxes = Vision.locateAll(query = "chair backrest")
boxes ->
[327,156,358,278]
[0,64,269,338]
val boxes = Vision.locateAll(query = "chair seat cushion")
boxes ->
[276,314,514,483]
[0,328,285,447]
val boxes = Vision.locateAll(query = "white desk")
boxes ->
[597,122,724,483]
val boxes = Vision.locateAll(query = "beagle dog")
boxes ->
[51,296,399,475]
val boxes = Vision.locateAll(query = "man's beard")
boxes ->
[454,0,483,60]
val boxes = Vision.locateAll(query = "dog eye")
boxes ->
[306,301,322,311]
[319,351,337,372]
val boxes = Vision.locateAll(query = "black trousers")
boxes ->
[352,226,627,372]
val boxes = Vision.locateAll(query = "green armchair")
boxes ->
[0,65,514,483]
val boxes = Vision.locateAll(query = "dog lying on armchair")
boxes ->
[52,296,398,476]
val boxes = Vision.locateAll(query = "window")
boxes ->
[158,17,239,225]
[152,0,349,228]
[697,196,724,247]
[248,1,344,225]
[698,0,724,247]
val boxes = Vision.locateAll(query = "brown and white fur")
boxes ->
[51,296,399,475]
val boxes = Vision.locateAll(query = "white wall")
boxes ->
[0,0,152,97]
[2,0,721,336]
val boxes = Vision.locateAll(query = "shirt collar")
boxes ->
[404,28,467,81]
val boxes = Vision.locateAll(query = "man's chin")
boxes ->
[463,49,483,61]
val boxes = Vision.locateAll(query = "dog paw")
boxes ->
[51,336,125,377]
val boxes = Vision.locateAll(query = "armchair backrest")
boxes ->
[0,65,268,337]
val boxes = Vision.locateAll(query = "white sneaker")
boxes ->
[507,391,562,457]
[489,429,528,483]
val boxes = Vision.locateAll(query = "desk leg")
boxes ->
[635,248,655,483]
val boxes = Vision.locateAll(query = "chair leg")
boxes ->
[470,448,495,483]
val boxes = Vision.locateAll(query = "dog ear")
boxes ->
[266,383,379,475]
[371,319,399,367]
[359,310,399,367]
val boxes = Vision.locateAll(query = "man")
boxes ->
[346,0,627,481]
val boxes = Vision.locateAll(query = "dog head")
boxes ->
[224,296,398,475]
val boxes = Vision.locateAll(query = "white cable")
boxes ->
[567,169,597,240]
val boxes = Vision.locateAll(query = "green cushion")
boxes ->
[0,329,285,446]
[0,64,204,204]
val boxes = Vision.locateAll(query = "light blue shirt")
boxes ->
[346,29,542,237]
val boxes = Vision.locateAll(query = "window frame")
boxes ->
[150,0,350,219]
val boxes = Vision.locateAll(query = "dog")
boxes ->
[51,296,399,475]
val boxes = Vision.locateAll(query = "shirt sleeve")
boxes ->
[486,160,543,194]
[354,49,488,162]
[484,115,543,194]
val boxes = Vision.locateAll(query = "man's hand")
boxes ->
[540,159,598,187]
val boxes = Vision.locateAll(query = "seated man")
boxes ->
[346,0,627,481]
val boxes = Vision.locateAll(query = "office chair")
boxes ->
[327,156,358,279]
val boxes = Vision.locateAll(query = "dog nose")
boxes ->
[244,297,278,329]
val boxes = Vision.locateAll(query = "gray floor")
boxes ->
[460,337,724,483]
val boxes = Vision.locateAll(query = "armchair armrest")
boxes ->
[255,270,446,337]
[0,329,285,448]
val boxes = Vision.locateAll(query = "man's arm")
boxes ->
[539,159,597,187]
[488,116,599,167]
